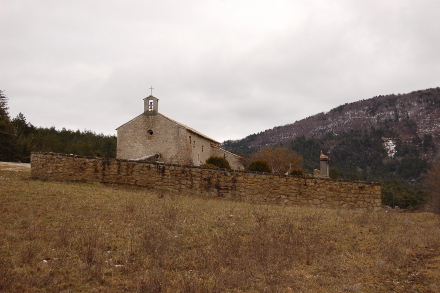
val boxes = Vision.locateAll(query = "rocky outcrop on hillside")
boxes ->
[227,87,440,151]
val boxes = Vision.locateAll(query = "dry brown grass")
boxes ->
[1,168,439,292]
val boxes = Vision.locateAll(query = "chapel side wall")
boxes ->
[185,131,216,166]
[210,147,244,170]
[31,153,382,210]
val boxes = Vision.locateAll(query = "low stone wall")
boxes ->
[31,152,382,210]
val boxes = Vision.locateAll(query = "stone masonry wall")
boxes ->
[31,153,382,210]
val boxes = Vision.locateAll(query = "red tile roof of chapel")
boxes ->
[157,113,220,144]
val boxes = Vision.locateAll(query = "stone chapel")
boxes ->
[116,95,243,170]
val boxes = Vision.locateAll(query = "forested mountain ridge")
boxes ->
[223,87,439,208]
[224,87,440,157]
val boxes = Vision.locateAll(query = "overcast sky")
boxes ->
[2,0,440,142]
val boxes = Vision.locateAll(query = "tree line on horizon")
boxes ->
[0,90,116,162]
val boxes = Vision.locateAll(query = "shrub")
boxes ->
[205,156,231,169]
[201,163,219,169]
[425,158,440,213]
[329,167,341,179]
[290,169,303,176]
[382,182,427,209]
[247,160,272,173]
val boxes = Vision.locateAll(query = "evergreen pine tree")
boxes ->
[0,90,16,161]
[12,112,35,162]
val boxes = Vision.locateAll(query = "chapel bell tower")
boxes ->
[144,95,159,116]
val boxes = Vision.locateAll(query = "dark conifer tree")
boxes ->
[0,90,16,161]
[12,112,35,162]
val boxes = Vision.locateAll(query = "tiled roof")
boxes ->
[211,144,242,159]
[158,113,219,144]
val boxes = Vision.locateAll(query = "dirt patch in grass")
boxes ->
[0,161,31,172]
[1,169,439,292]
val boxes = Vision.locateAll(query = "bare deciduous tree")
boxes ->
[251,146,302,175]
[425,156,440,214]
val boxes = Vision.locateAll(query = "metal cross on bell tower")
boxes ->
[149,86,154,96]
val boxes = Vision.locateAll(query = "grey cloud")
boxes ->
[2,0,440,142]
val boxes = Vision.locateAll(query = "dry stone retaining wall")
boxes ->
[31,152,382,210]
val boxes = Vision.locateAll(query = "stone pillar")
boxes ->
[320,151,329,178]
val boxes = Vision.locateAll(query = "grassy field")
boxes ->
[1,166,439,292]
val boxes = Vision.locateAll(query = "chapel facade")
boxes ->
[116,95,243,170]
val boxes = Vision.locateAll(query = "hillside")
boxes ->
[223,88,440,183]
[225,88,440,151]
